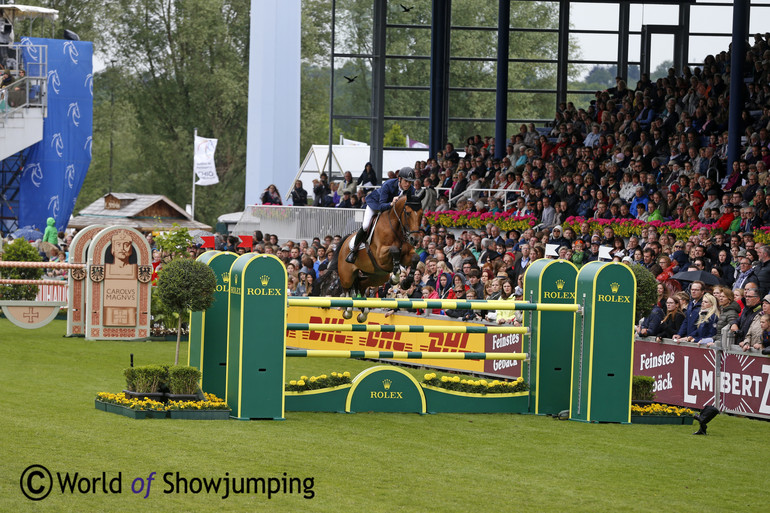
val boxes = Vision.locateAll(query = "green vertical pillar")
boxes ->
[570,261,636,423]
[523,259,578,415]
[226,254,287,420]
[188,250,237,399]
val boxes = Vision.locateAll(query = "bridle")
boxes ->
[389,196,421,246]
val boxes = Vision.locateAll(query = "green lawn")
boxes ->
[0,319,766,512]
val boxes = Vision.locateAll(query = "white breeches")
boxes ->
[350,206,377,250]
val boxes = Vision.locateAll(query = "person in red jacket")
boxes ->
[716,203,736,232]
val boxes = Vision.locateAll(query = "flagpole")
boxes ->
[192,128,197,221]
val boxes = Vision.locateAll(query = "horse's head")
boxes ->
[397,192,423,246]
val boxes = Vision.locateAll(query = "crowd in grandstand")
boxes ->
[249,35,770,353]
[5,35,770,354]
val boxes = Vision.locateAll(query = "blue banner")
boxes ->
[18,37,93,232]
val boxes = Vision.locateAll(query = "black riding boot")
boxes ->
[693,405,719,435]
[345,228,367,263]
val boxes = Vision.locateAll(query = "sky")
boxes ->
[570,1,770,78]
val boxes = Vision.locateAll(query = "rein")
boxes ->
[388,196,420,243]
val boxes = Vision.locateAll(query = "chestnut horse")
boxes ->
[318,194,423,319]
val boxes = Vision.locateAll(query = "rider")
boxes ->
[345,166,416,263]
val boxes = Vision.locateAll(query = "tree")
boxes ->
[85,0,251,228]
[383,123,406,147]
[154,225,194,257]
[0,239,44,300]
[629,264,657,323]
[156,258,217,365]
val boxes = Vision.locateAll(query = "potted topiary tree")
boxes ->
[629,263,657,323]
[167,365,203,402]
[155,257,217,364]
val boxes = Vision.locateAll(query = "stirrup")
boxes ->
[345,250,357,263]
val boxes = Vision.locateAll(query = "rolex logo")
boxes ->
[222,272,230,284]
[382,379,392,390]
[260,275,270,286]
[610,282,620,293]
[556,279,565,290]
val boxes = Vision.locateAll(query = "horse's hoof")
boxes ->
[390,274,400,285]
[357,312,368,323]
[342,309,353,320]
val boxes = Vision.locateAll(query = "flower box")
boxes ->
[95,400,168,419]
[167,409,231,420]
[631,414,694,425]
[166,393,200,402]
[122,390,165,402]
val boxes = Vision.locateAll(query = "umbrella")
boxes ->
[11,227,43,241]
[671,270,721,286]
[189,229,215,245]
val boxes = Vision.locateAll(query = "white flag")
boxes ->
[194,135,219,186]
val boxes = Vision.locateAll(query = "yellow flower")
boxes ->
[331,372,338,377]
[289,380,297,386]
[297,380,305,386]
[452,376,460,383]
[320,374,327,379]
[309,376,317,383]
[479,380,488,386]
[343,371,350,378]
[441,376,449,382]
[301,375,308,380]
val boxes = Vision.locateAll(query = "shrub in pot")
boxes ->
[168,366,202,399]
[123,367,138,392]
[632,375,656,403]
[132,365,168,397]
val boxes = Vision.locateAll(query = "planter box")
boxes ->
[168,409,230,420]
[631,414,694,425]
[148,335,189,341]
[123,390,165,401]
[166,393,199,402]
[95,400,167,419]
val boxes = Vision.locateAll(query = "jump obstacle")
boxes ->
[285,350,528,360]
[188,252,636,423]
[0,261,81,329]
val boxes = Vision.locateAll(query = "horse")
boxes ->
[317,193,423,321]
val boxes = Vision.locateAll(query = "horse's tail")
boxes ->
[317,268,344,297]
[316,242,344,296]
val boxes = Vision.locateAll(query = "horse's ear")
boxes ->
[406,193,422,211]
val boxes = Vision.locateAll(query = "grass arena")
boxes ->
[1,253,766,511]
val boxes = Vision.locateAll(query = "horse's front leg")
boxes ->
[389,246,402,285]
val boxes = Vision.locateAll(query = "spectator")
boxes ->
[673,281,705,341]
[713,286,741,345]
[655,295,686,340]
[684,293,719,346]
[291,180,308,206]
[260,184,282,205]
[357,163,379,190]
[754,245,770,296]
[732,287,763,348]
